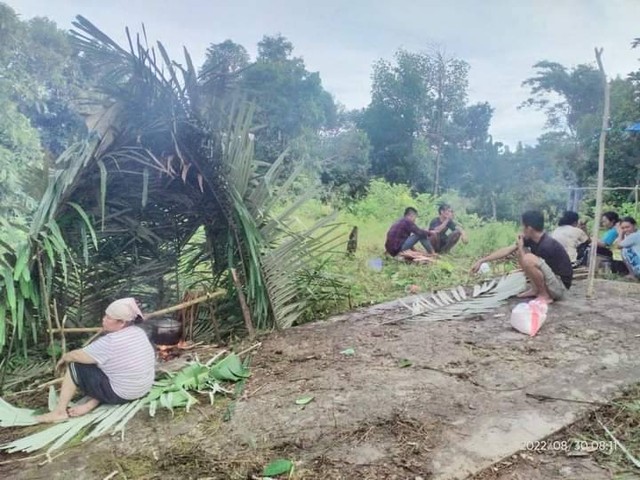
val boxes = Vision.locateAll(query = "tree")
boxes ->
[360,49,470,192]
[520,61,605,187]
[239,35,336,163]
[360,50,433,189]
[320,128,372,199]
[429,51,469,195]
[0,93,44,247]
[0,4,87,157]
[199,39,250,105]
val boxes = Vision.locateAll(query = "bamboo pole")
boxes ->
[37,257,57,373]
[587,47,610,298]
[48,289,227,334]
[231,268,255,339]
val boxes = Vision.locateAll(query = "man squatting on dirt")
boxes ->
[472,210,573,304]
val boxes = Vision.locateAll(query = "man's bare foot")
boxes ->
[534,295,554,305]
[35,409,69,423]
[68,398,100,417]
[517,289,538,298]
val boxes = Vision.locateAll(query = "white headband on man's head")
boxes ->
[105,298,143,322]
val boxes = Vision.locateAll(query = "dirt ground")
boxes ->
[1,278,640,480]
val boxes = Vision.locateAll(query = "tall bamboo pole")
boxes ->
[587,48,610,298]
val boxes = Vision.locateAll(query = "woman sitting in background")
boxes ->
[615,216,640,280]
[551,211,589,268]
[36,298,156,423]
[596,211,620,258]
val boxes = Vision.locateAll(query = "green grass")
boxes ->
[286,182,520,314]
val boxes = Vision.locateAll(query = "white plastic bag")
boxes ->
[510,300,548,336]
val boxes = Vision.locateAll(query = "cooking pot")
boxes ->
[149,318,183,345]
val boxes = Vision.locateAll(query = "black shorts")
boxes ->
[69,363,128,405]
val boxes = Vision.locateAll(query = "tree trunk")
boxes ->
[433,145,442,196]
[490,192,497,220]
[587,48,610,298]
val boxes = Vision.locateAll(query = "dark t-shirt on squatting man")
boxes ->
[524,233,573,288]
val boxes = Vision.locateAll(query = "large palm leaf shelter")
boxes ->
[0,17,341,356]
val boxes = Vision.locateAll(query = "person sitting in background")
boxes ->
[614,216,640,280]
[385,207,435,257]
[551,211,589,267]
[471,210,572,304]
[428,204,468,254]
[596,211,620,258]
[36,298,156,423]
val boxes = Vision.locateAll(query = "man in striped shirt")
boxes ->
[36,298,156,423]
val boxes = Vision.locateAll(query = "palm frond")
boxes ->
[0,353,248,455]
[399,271,526,322]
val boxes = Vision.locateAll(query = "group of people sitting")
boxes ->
[384,204,468,257]
[550,210,640,280]
[385,206,640,305]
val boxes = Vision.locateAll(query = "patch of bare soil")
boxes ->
[2,279,640,480]
[472,383,640,480]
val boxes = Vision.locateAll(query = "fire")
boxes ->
[156,340,197,361]
[156,344,180,361]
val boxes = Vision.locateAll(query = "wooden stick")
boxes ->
[52,299,66,357]
[38,257,57,373]
[526,392,606,406]
[144,289,227,320]
[231,269,255,339]
[49,327,101,333]
[236,342,262,358]
[48,289,227,334]
[37,377,63,389]
[83,331,102,346]
[587,47,610,298]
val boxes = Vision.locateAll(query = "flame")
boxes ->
[156,344,179,361]
[156,340,195,361]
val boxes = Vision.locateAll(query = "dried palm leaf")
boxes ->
[402,271,526,322]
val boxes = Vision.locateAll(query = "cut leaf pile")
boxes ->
[0,352,249,455]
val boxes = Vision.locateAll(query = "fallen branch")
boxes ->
[236,342,262,357]
[525,392,607,406]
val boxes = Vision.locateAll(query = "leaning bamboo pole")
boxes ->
[48,289,227,335]
[587,47,610,298]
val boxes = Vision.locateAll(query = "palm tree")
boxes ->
[0,16,344,365]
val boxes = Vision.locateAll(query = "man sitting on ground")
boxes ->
[385,207,434,257]
[429,204,467,254]
[471,210,573,304]
[551,210,589,267]
[614,216,640,281]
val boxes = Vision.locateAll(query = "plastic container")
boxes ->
[478,262,491,275]
[367,257,383,272]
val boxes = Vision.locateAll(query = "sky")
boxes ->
[9,0,640,147]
